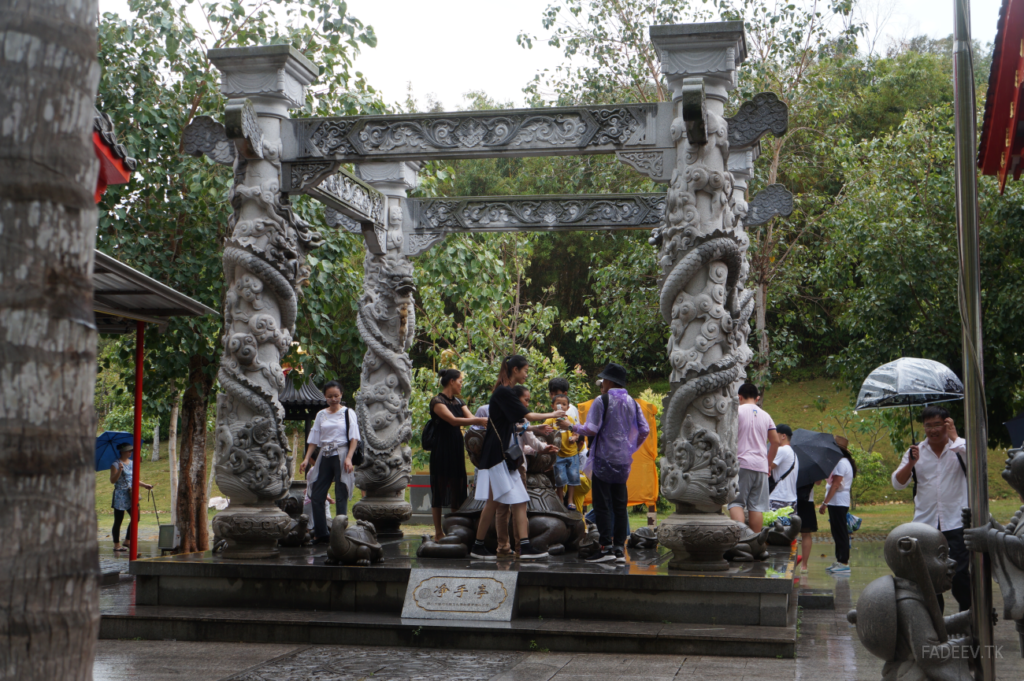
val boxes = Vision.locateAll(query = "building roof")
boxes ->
[978,0,1024,190]
[279,372,328,407]
[279,372,327,422]
[93,250,219,334]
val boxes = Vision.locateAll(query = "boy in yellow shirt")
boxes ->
[545,394,582,510]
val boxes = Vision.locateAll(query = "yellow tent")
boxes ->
[578,397,659,507]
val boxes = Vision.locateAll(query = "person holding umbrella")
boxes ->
[788,429,849,573]
[110,441,152,553]
[891,406,971,612]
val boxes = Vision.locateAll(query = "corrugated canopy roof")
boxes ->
[93,250,219,334]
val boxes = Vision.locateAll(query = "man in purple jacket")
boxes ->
[558,363,649,564]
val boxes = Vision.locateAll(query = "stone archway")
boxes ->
[191,23,794,566]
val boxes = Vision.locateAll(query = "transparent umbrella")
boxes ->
[854,357,964,442]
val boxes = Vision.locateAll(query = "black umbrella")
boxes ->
[791,428,845,489]
[854,357,964,443]
[1005,412,1024,449]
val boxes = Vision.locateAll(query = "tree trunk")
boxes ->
[0,0,101,675]
[150,421,160,462]
[168,392,179,526]
[175,355,212,553]
[755,281,769,381]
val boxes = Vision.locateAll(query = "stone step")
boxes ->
[99,602,797,658]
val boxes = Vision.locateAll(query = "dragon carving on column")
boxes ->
[651,107,755,516]
[353,202,415,537]
[212,146,323,557]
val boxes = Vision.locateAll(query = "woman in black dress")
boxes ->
[428,369,487,541]
[469,354,565,561]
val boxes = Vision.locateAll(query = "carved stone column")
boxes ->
[351,162,420,539]
[207,46,321,558]
[649,23,755,570]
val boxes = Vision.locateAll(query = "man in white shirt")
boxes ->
[892,405,970,612]
[768,424,798,510]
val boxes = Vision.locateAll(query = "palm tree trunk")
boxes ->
[0,0,101,676]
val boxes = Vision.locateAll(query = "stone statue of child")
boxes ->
[963,447,1024,648]
[848,522,974,680]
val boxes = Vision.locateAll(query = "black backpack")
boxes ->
[343,407,364,466]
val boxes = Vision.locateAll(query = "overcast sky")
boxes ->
[98,0,1005,110]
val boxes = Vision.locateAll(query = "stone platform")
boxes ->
[115,539,799,657]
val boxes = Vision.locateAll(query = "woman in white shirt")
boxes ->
[819,445,857,574]
[301,381,360,545]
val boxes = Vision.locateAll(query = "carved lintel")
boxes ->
[681,78,708,145]
[181,116,236,165]
[412,194,666,233]
[726,92,788,149]
[225,99,264,159]
[289,164,388,254]
[745,184,794,226]
[282,104,663,163]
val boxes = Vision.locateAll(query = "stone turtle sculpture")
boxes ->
[627,525,660,550]
[848,523,974,680]
[325,516,384,566]
[724,525,770,562]
[766,514,802,547]
[441,431,585,554]
[417,533,469,559]
[276,494,311,548]
[577,520,602,559]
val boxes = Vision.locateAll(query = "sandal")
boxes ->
[113,546,128,552]
[567,503,577,511]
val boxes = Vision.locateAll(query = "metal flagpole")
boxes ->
[952,0,994,677]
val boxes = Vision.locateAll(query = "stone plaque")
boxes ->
[401,569,518,621]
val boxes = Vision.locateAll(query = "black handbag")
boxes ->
[421,418,438,451]
[489,418,523,470]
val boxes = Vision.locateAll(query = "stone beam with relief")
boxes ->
[279,103,671,164]
[399,193,666,257]
[284,163,388,255]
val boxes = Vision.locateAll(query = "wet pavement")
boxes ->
[94,539,1024,680]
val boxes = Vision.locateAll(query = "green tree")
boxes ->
[820,103,1024,440]
[96,0,382,551]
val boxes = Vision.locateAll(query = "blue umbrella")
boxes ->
[95,431,134,472]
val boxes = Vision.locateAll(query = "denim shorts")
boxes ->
[553,454,581,487]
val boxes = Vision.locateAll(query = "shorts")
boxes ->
[553,455,581,487]
[727,469,769,513]
[770,499,796,512]
[795,499,818,533]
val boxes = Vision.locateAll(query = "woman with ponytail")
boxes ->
[428,369,487,541]
[470,355,566,560]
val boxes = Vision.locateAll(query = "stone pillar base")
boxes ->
[212,504,291,559]
[656,511,743,571]
[352,489,412,540]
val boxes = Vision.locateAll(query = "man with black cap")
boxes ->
[558,363,649,563]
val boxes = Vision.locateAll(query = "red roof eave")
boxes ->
[979,0,1024,191]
